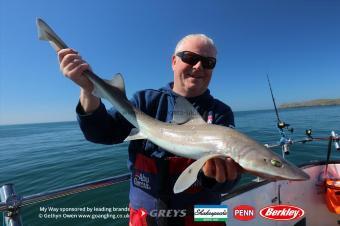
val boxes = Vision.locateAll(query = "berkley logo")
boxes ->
[233,205,255,221]
[259,205,304,221]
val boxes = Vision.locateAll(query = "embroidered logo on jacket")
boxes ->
[134,173,151,190]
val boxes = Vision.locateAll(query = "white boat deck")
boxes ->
[221,161,340,226]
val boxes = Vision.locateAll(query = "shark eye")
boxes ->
[271,159,283,167]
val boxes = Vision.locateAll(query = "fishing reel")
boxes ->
[276,121,294,156]
[305,128,313,138]
[277,121,294,133]
[298,128,314,144]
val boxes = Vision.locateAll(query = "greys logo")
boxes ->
[149,209,187,218]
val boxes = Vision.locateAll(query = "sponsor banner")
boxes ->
[233,205,255,221]
[259,204,304,221]
[194,205,228,222]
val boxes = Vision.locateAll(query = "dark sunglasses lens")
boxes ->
[202,58,216,69]
[181,52,199,65]
[177,51,216,69]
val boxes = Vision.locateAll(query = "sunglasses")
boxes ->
[176,51,216,69]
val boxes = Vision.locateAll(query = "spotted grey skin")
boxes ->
[37,18,310,193]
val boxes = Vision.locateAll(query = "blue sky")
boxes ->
[0,0,339,125]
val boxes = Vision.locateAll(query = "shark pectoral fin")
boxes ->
[173,153,226,194]
[92,73,127,99]
[92,87,103,99]
[172,96,206,125]
[124,128,147,141]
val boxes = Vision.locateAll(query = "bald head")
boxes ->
[172,34,217,97]
[174,34,217,56]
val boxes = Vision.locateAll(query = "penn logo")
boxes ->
[233,205,255,221]
[259,205,304,221]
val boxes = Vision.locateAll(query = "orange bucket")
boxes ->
[325,178,340,214]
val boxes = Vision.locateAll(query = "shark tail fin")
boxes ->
[36,18,68,51]
[92,73,127,99]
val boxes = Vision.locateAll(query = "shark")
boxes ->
[36,18,309,194]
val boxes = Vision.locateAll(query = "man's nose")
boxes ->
[192,60,204,70]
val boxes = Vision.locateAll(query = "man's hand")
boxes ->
[58,48,93,92]
[58,48,100,113]
[202,157,241,183]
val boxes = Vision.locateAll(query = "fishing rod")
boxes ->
[266,74,294,157]
[265,75,340,158]
[266,74,292,133]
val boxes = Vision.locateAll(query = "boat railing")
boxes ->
[2,131,339,226]
[0,173,131,226]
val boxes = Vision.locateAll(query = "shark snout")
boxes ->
[282,164,310,181]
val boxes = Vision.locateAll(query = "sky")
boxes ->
[0,0,339,125]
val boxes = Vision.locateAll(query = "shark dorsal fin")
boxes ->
[92,73,127,99]
[172,96,206,125]
[106,73,126,95]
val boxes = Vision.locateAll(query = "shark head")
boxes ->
[236,141,310,181]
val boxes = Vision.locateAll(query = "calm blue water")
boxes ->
[0,106,339,225]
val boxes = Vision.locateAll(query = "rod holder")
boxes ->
[331,131,340,151]
[0,184,23,226]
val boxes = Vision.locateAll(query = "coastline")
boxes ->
[279,98,340,109]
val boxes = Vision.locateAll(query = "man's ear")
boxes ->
[171,55,177,71]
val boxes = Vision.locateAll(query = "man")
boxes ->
[58,34,241,226]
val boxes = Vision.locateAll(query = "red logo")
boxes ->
[137,208,147,217]
[259,205,304,221]
[233,205,255,221]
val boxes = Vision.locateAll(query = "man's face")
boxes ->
[172,37,216,97]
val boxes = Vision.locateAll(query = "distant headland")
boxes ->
[279,98,340,109]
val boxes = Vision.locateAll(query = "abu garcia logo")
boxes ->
[134,172,151,190]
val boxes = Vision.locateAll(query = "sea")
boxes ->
[0,105,339,226]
